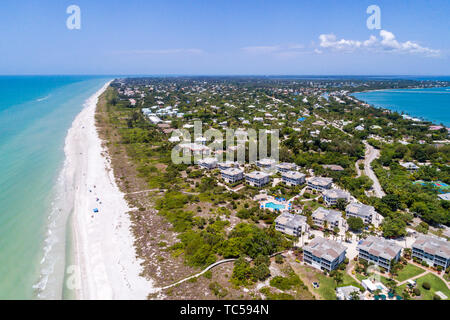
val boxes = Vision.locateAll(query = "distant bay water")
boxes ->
[353,86,450,127]
[0,76,110,299]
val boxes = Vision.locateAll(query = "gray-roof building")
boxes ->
[323,189,350,206]
[303,237,347,271]
[345,202,376,225]
[275,212,308,237]
[312,207,345,230]
[307,176,333,192]
[412,235,450,269]
[357,236,402,272]
[221,168,244,184]
[245,171,270,187]
[281,171,306,186]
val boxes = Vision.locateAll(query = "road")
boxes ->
[363,141,385,198]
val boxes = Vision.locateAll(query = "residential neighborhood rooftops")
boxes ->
[358,236,402,261]
[412,235,450,259]
[304,237,346,262]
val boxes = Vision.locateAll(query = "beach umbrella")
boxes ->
[93,208,99,213]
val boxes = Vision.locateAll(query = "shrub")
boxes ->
[422,282,431,290]
[413,288,421,296]
[433,294,441,300]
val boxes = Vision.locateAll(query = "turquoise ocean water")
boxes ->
[0,76,110,299]
[353,86,450,127]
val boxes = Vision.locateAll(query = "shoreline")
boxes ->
[351,86,450,128]
[65,81,155,299]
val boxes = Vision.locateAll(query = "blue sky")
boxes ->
[0,0,449,75]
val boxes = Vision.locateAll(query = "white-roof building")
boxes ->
[307,177,333,192]
[281,171,306,186]
[275,212,308,237]
[322,189,350,206]
[221,168,244,184]
[245,171,270,188]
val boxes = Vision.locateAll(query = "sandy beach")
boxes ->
[65,81,155,299]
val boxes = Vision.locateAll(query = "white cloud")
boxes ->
[318,30,440,57]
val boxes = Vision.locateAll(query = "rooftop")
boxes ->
[308,176,333,186]
[312,207,342,224]
[275,212,307,229]
[323,188,350,199]
[245,171,269,180]
[282,171,306,180]
[345,202,375,217]
[304,237,347,262]
[221,167,244,176]
[357,236,402,261]
[412,235,450,259]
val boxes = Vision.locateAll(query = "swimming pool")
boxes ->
[265,202,285,210]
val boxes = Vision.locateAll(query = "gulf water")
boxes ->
[353,86,450,127]
[0,76,110,299]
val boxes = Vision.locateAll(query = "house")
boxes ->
[336,286,363,300]
[345,203,376,225]
[303,237,347,271]
[218,161,238,171]
[311,207,345,230]
[178,143,211,156]
[275,212,308,237]
[281,171,306,186]
[357,236,402,272]
[276,162,297,173]
[438,193,450,201]
[221,168,244,184]
[307,177,333,192]
[400,162,420,172]
[198,157,217,170]
[256,158,277,169]
[322,189,350,206]
[322,164,344,172]
[412,235,450,269]
[245,171,270,187]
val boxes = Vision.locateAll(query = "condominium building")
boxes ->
[198,157,218,170]
[303,237,347,271]
[412,235,450,269]
[275,212,308,237]
[345,203,376,224]
[217,161,238,171]
[322,189,350,206]
[311,207,345,230]
[221,168,244,184]
[276,162,297,173]
[245,171,270,187]
[256,158,277,169]
[307,176,333,192]
[281,171,306,186]
[357,236,402,272]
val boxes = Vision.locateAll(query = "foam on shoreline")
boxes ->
[63,81,155,299]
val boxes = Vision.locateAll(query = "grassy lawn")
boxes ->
[394,264,425,282]
[398,273,450,300]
